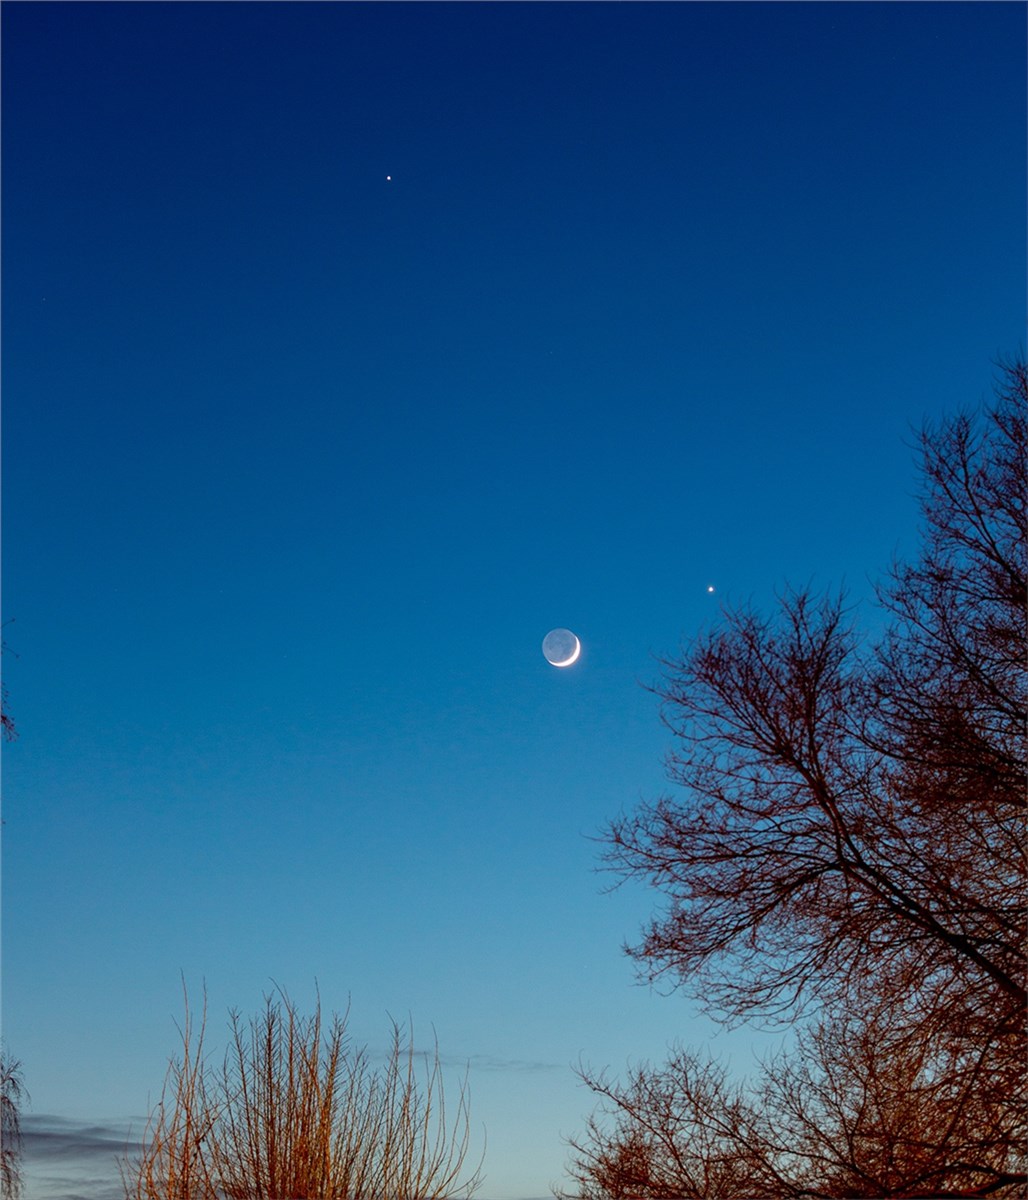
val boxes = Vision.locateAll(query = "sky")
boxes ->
[2,3,1025,1198]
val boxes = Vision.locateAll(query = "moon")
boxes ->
[542,628,581,667]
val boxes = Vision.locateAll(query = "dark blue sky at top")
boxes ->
[3,4,1025,1198]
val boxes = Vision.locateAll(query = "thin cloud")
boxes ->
[363,1040,565,1074]
[23,1113,145,1160]
[409,1047,564,1073]
[464,1054,564,1074]
[22,1115,144,1200]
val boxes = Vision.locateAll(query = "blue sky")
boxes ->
[2,3,1025,1198]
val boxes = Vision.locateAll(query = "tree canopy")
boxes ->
[565,360,1026,1200]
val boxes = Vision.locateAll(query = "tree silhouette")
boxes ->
[1,1050,27,1200]
[565,360,1026,1199]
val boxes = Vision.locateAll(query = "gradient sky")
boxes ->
[3,3,1025,1198]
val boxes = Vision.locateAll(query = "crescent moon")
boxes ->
[551,635,581,667]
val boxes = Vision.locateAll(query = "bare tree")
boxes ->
[762,1003,1026,1199]
[564,1001,1025,1200]
[0,1050,27,1200]
[121,990,220,1200]
[122,987,483,1200]
[566,361,1026,1198]
[1,623,16,743]
[561,1050,774,1200]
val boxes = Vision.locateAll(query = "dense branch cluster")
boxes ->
[565,362,1027,1200]
[122,989,482,1200]
[1,1051,26,1200]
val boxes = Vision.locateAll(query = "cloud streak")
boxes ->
[24,1114,146,1159]
[22,1115,145,1200]
[464,1053,564,1074]
[363,1041,565,1074]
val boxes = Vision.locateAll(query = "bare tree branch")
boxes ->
[566,361,1027,1200]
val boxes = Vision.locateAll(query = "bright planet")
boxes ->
[542,628,581,667]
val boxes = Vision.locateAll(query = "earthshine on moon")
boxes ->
[542,628,581,667]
